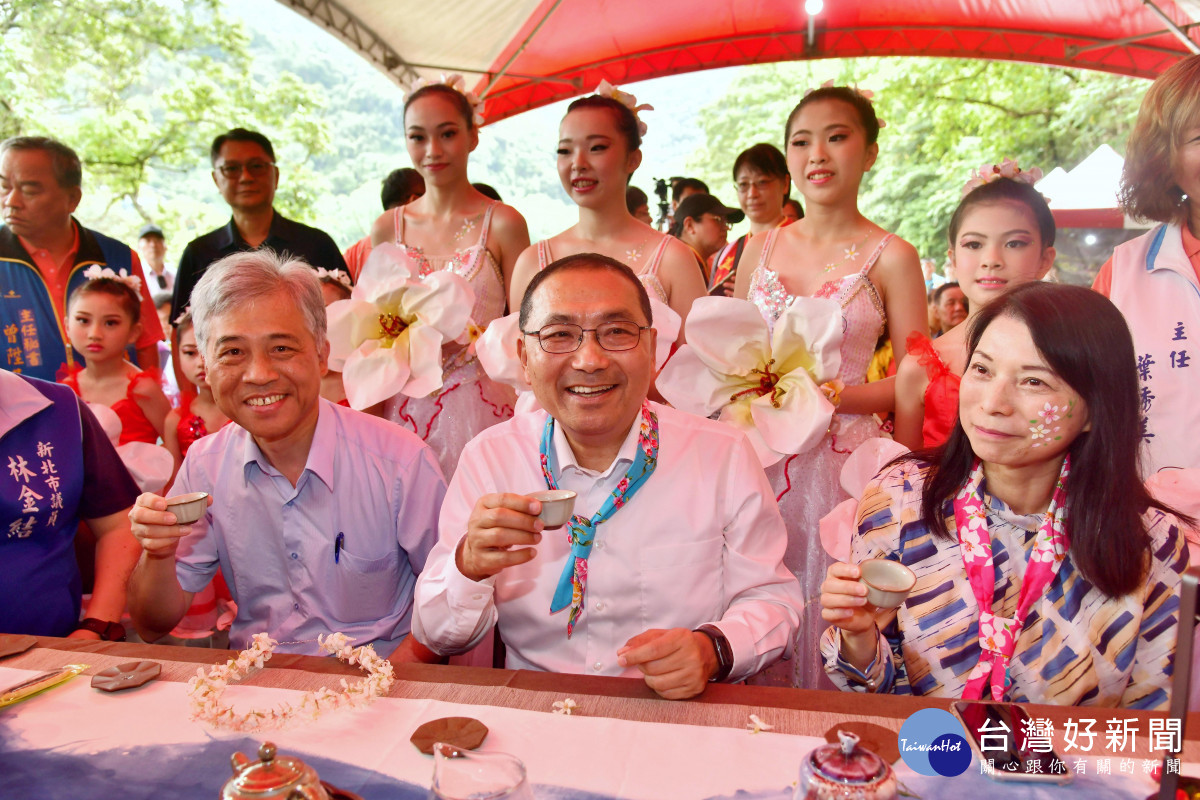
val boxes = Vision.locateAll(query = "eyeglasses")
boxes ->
[521,321,650,354]
[734,178,781,195]
[215,160,275,179]
[704,214,732,230]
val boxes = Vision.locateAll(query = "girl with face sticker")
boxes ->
[1094,54,1200,477]
[363,78,531,481]
[820,283,1190,709]
[893,162,1056,451]
[507,85,708,337]
[729,86,927,690]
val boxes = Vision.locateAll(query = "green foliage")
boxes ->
[0,0,328,242]
[690,58,1146,260]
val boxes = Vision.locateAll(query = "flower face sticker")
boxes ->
[1029,400,1074,447]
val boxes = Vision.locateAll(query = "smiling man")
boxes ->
[128,250,445,661]
[169,129,346,321]
[413,253,803,699]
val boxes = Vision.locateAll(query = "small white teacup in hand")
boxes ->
[165,491,210,525]
[858,558,916,610]
[528,490,576,528]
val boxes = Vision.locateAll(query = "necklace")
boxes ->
[822,232,871,273]
[187,632,394,731]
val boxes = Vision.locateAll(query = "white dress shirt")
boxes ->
[412,402,803,682]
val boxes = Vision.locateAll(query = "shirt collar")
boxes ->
[239,398,336,491]
[216,209,289,250]
[1182,222,1200,262]
[550,408,643,480]
[0,371,53,440]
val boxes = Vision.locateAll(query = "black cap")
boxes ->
[670,194,745,237]
[137,223,164,240]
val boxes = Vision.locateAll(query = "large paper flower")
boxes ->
[326,243,474,410]
[657,296,842,466]
[476,297,681,414]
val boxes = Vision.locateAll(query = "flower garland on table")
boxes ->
[186,632,395,732]
[962,158,1044,197]
[83,264,143,295]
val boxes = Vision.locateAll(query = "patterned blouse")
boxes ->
[820,459,1187,710]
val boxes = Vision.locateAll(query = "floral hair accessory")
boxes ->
[186,631,394,732]
[406,72,486,126]
[801,80,886,128]
[593,80,654,137]
[962,158,1044,198]
[315,267,352,289]
[83,264,142,296]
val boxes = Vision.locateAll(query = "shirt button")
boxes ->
[594,601,604,611]
[472,594,484,601]
[594,541,604,550]
[593,661,603,672]
[290,553,298,559]
[293,602,299,610]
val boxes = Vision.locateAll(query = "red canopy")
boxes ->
[281,0,1200,122]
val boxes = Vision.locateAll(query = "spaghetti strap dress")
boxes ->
[383,203,517,480]
[536,236,671,304]
[745,227,892,689]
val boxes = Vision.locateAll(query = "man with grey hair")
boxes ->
[127,249,446,661]
[0,136,164,381]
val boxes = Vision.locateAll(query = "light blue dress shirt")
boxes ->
[173,398,445,656]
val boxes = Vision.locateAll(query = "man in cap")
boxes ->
[137,224,173,292]
[670,193,745,282]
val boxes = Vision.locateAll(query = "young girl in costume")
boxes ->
[893,161,1055,450]
[508,83,707,329]
[732,85,927,689]
[316,268,352,406]
[163,310,230,468]
[367,75,530,480]
[62,267,170,445]
[1093,53,1200,477]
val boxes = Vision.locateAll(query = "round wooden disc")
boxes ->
[91,661,162,692]
[410,717,489,755]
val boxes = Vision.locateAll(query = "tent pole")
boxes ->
[1142,0,1200,54]
[481,0,568,98]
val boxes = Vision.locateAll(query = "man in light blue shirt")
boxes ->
[128,249,445,660]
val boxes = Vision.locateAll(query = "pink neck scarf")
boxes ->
[953,455,1070,701]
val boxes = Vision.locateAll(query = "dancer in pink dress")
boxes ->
[368,76,530,480]
[734,85,927,688]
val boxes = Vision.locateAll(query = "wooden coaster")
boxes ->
[410,717,489,755]
[91,661,162,692]
[0,634,37,660]
[823,721,900,764]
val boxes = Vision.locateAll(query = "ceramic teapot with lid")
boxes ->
[796,730,898,800]
[222,742,331,800]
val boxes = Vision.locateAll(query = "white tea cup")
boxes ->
[166,491,210,525]
[858,558,916,610]
[528,489,577,528]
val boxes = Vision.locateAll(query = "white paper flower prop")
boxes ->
[326,243,475,410]
[658,296,843,467]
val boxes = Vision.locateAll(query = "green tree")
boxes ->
[0,0,329,242]
[690,58,1146,259]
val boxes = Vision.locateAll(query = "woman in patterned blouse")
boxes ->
[819,282,1190,710]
